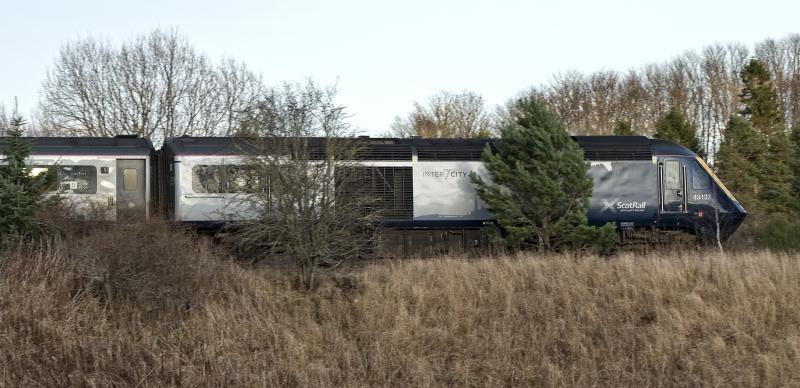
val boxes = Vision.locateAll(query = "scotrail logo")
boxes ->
[602,198,647,213]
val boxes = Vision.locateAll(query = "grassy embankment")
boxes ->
[1,223,799,386]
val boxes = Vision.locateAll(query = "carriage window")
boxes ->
[192,165,224,193]
[692,164,711,190]
[30,167,59,192]
[664,160,681,190]
[30,167,51,177]
[226,166,262,193]
[57,166,97,194]
[123,169,138,191]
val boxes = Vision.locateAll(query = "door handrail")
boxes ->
[682,165,688,213]
[658,162,664,212]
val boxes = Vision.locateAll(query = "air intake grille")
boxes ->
[579,145,652,161]
[354,145,412,160]
[336,167,413,219]
[308,144,412,160]
[416,145,486,161]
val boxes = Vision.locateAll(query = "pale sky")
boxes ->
[1,0,799,136]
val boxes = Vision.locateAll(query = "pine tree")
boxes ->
[470,97,615,252]
[612,120,634,136]
[739,59,794,214]
[740,59,784,133]
[0,116,59,241]
[653,108,702,155]
[715,116,767,212]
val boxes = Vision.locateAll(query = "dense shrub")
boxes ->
[754,213,800,251]
[73,221,224,316]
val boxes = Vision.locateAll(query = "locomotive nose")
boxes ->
[717,202,747,241]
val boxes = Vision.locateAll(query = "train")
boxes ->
[1,135,746,255]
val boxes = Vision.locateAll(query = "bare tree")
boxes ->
[231,81,380,289]
[39,29,264,144]
[217,59,265,135]
[586,70,623,134]
[618,70,649,132]
[544,71,588,134]
[0,103,8,136]
[391,90,493,138]
[756,34,800,129]
[0,98,40,136]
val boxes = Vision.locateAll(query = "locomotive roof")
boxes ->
[0,136,154,156]
[573,136,695,160]
[164,135,696,161]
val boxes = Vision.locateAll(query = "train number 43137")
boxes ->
[692,193,712,201]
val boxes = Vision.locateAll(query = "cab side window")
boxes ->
[691,163,711,190]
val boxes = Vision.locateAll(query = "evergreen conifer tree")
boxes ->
[470,97,615,252]
[653,108,702,155]
[792,126,800,206]
[739,59,794,213]
[0,117,59,241]
[715,116,767,212]
[612,120,634,136]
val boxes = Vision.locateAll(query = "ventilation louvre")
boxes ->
[579,145,652,161]
[354,145,412,160]
[416,145,486,161]
[336,167,413,220]
[574,136,653,161]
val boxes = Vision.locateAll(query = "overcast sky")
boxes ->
[1,0,799,136]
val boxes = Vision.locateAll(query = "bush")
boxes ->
[754,213,800,251]
[73,221,223,316]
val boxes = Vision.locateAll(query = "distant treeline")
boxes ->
[528,35,800,155]
[2,32,798,156]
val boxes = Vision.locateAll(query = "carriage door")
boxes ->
[659,158,687,213]
[116,159,147,221]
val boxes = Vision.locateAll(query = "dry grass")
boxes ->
[1,226,799,387]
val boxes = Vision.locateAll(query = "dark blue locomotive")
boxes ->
[577,136,746,246]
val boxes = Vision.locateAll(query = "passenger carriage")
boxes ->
[0,136,154,222]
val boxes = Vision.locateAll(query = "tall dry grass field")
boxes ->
[1,223,799,386]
